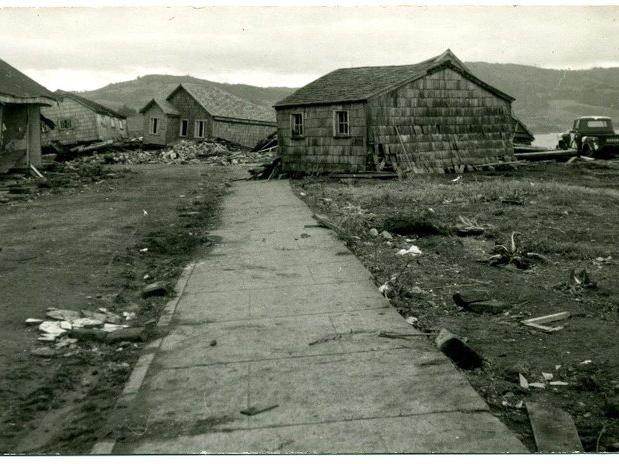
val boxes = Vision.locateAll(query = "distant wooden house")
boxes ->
[512,116,535,145]
[274,50,516,174]
[0,57,57,172]
[41,91,127,147]
[139,83,276,148]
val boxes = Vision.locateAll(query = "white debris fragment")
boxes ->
[123,312,136,321]
[46,308,81,321]
[542,372,554,381]
[378,283,390,296]
[396,245,422,257]
[38,334,59,342]
[451,176,462,182]
[38,321,66,336]
[102,323,128,333]
[59,321,72,330]
[25,318,43,325]
[139,248,149,253]
[549,381,569,386]
[519,373,529,389]
[72,318,104,329]
[369,228,379,237]
[529,382,546,389]
[580,359,592,365]
[405,316,418,326]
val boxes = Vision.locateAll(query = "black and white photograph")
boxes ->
[0,0,617,457]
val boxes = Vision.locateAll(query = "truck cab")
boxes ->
[558,116,619,156]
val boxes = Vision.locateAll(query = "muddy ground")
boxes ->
[293,159,619,452]
[0,163,233,453]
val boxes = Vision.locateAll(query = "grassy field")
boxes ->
[0,164,233,453]
[293,160,619,452]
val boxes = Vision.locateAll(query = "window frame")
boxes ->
[333,110,350,137]
[290,113,304,138]
[111,118,116,128]
[59,119,72,130]
[194,119,207,139]
[149,117,159,135]
[180,119,189,137]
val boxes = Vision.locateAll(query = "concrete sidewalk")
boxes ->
[106,180,526,453]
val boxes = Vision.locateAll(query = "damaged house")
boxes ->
[0,58,57,173]
[274,50,516,174]
[512,116,535,146]
[41,91,127,148]
[140,83,276,148]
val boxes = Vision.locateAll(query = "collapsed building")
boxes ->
[139,83,276,148]
[41,91,128,149]
[0,57,57,173]
[274,50,517,174]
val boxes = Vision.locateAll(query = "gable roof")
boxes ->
[274,49,514,108]
[57,91,126,119]
[169,83,276,122]
[139,98,180,116]
[0,57,56,104]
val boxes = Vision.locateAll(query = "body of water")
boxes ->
[533,133,562,149]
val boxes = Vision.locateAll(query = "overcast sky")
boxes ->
[0,5,617,91]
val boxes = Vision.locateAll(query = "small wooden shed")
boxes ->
[0,57,57,172]
[274,50,516,174]
[41,91,127,147]
[139,83,277,148]
[512,116,535,146]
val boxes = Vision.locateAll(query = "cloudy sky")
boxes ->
[0,4,617,91]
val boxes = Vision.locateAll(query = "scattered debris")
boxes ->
[141,281,168,298]
[248,157,282,180]
[378,331,434,340]
[520,373,530,389]
[105,327,148,343]
[369,228,379,237]
[312,213,344,236]
[380,230,393,240]
[396,245,423,257]
[46,308,81,321]
[522,311,571,333]
[569,269,597,290]
[526,401,584,452]
[542,372,554,381]
[435,328,483,370]
[25,318,43,325]
[240,404,279,416]
[405,316,418,326]
[209,340,217,347]
[454,216,486,237]
[486,232,548,269]
[549,381,569,386]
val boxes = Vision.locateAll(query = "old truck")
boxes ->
[557,116,619,156]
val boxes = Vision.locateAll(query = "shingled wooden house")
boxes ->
[41,91,127,147]
[0,57,57,173]
[140,83,276,148]
[274,50,516,174]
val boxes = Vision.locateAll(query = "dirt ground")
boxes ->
[292,159,619,452]
[0,163,232,453]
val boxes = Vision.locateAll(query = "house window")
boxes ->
[149,117,159,135]
[180,119,189,137]
[291,113,304,137]
[111,118,116,128]
[194,120,207,139]
[334,110,349,136]
[119,120,124,130]
[59,119,72,130]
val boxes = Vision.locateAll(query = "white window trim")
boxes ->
[180,119,189,137]
[333,110,350,137]
[194,119,207,139]
[149,117,159,135]
[290,113,304,138]
[111,118,116,128]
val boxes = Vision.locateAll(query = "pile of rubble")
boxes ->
[26,305,147,356]
[97,139,275,166]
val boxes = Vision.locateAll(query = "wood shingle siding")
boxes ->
[274,50,516,174]
[139,84,276,148]
[41,93,127,147]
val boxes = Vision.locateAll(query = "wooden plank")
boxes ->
[523,311,571,325]
[526,402,584,453]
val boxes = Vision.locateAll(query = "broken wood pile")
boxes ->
[515,149,577,161]
[252,132,278,153]
[247,157,282,180]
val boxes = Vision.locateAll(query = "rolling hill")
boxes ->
[79,63,619,134]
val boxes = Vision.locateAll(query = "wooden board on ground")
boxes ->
[526,401,584,453]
